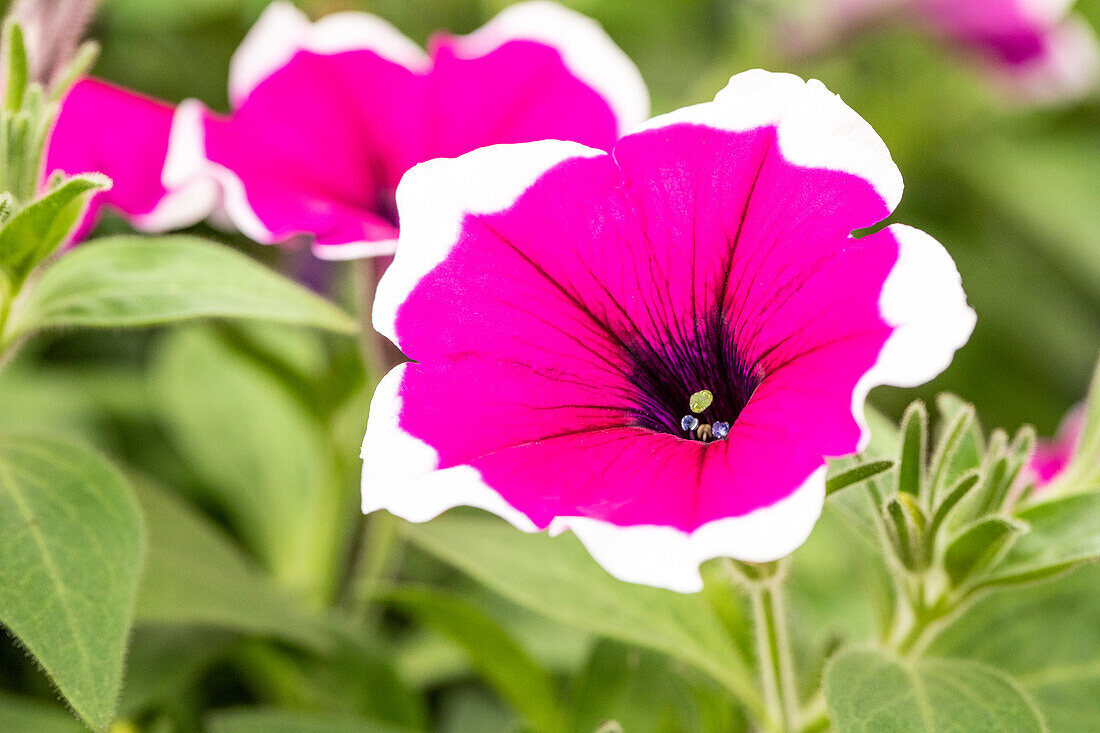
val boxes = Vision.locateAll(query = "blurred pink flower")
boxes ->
[1026,404,1085,489]
[46,79,218,241]
[361,69,976,592]
[809,0,1099,101]
[166,1,648,260]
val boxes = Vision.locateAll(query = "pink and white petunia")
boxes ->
[919,0,1100,99]
[46,78,218,241]
[165,1,649,260]
[1025,404,1085,489]
[807,0,1099,101]
[361,69,976,593]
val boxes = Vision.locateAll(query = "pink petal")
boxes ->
[1027,404,1086,488]
[46,78,216,240]
[171,1,646,259]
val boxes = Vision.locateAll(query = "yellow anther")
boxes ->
[689,390,713,413]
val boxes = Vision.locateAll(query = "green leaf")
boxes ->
[824,648,1046,732]
[6,235,357,340]
[384,588,564,733]
[885,495,925,570]
[928,402,979,503]
[403,514,764,719]
[0,692,86,733]
[897,402,928,497]
[933,564,1100,732]
[0,434,144,731]
[3,22,28,113]
[234,642,426,729]
[0,175,109,286]
[152,326,351,604]
[944,517,1027,587]
[207,709,411,733]
[118,628,234,719]
[568,641,744,733]
[826,460,894,497]
[985,492,1100,585]
[926,470,980,548]
[132,480,331,651]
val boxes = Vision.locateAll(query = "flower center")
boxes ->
[624,312,760,440]
[679,389,730,442]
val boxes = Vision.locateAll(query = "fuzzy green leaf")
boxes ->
[985,492,1100,585]
[826,460,894,497]
[944,517,1027,587]
[897,402,928,497]
[7,235,357,339]
[0,175,108,286]
[0,434,144,731]
[3,22,28,113]
[927,470,981,549]
[929,402,979,503]
[933,564,1100,731]
[824,648,1046,732]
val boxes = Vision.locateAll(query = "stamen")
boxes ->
[681,395,731,442]
[689,390,713,413]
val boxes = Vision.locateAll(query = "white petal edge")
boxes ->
[163,99,275,245]
[129,177,219,233]
[549,466,827,593]
[135,98,221,232]
[361,364,539,533]
[228,1,429,108]
[628,69,904,213]
[851,223,977,451]
[372,140,605,349]
[313,239,398,260]
[1017,0,1075,26]
[451,0,650,135]
[361,363,825,593]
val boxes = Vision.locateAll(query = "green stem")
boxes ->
[352,258,386,382]
[749,570,800,733]
[348,510,402,619]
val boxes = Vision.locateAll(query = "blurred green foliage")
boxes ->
[1,1,1098,730]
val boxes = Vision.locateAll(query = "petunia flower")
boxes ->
[361,69,976,592]
[800,0,1099,102]
[46,78,218,241]
[164,0,649,260]
[1025,404,1084,489]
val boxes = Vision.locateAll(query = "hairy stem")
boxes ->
[748,567,800,733]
